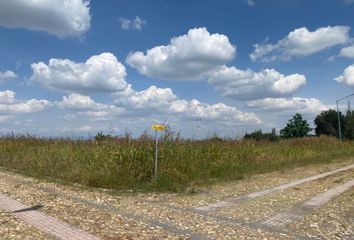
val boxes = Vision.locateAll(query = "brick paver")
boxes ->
[263,179,354,227]
[0,193,100,240]
[195,163,354,211]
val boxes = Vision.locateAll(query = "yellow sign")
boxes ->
[151,124,166,131]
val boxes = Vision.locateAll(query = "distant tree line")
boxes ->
[244,110,354,140]
[244,128,279,141]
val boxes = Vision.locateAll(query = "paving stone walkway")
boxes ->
[195,163,354,211]
[263,179,354,227]
[0,192,100,240]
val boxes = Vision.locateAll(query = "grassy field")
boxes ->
[0,134,353,192]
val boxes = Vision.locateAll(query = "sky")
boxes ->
[0,0,354,138]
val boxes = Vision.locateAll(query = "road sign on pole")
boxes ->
[151,124,166,178]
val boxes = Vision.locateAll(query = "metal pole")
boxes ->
[154,130,158,178]
[337,100,342,141]
[336,93,354,141]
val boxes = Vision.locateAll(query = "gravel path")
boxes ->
[0,158,353,239]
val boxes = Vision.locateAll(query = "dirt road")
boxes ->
[0,159,353,239]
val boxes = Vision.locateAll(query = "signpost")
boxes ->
[151,124,166,178]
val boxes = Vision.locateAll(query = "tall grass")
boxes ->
[0,134,353,191]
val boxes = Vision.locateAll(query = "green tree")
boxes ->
[314,109,344,137]
[280,113,311,138]
[344,111,354,140]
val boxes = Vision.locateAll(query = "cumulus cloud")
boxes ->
[54,84,261,126]
[60,93,108,111]
[0,88,261,136]
[0,90,51,115]
[120,16,147,31]
[169,99,261,123]
[0,90,16,104]
[0,70,17,83]
[250,26,350,61]
[246,97,331,114]
[339,45,354,58]
[112,85,261,125]
[1,99,51,114]
[59,93,123,120]
[0,0,91,38]
[335,64,354,86]
[30,52,128,94]
[126,27,236,80]
[114,85,177,110]
[208,66,306,100]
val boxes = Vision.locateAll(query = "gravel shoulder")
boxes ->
[0,211,54,240]
[285,188,354,239]
[0,158,353,239]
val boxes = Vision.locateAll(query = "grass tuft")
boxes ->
[0,135,353,192]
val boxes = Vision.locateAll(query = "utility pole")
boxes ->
[336,93,354,141]
[337,100,342,141]
[348,99,351,115]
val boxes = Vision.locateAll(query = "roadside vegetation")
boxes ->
[0,111,353,192]
[0,133,353,192]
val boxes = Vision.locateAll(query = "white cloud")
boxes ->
[126,27,236,80]
[120,16,147,31]
[0,90,51,115]
[244,0,255,7]
[77,125,94,132]
[120,18,131,30]
[113,85,261,125]
[170,99,261,124]
[0,87,261,137]
[2,99,51,114]
[246,97,331,114]
[132,16,146,31]
[335,64,354,86]
[250,26,350,61]
[0,0,91,38]
[56,125,100,134]
[119,17,146,31]
[0,116,11,123]
[114,85,177,110]
[30,52,128,94]
[0,90,16,104]
[344,0,354,4]
[59,93,123,120]
[60,93,107,111]
[339,45,354,58]
[208,66,306,100]
[53,84,261,127]
[0,70,17,83]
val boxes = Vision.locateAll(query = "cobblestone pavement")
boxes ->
[0,158,353,239]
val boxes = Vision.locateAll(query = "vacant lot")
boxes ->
[0,159,353,239]
[0,136,354,192]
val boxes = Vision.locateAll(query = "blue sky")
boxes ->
[0,0,353,138]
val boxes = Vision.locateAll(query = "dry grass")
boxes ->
[0,134,353,192]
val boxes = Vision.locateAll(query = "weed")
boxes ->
[0,135,353,191]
